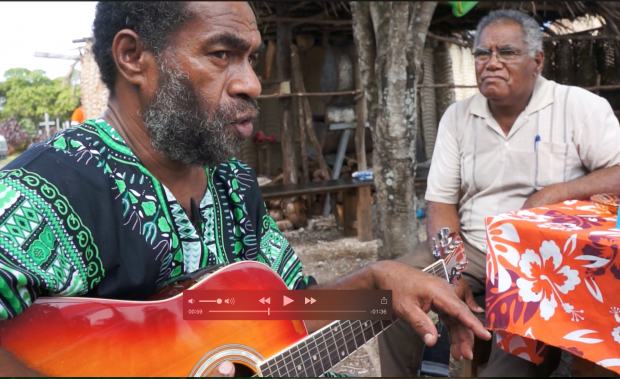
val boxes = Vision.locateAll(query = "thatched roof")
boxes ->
[250,1,620,47]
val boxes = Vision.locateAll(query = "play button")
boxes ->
[283,295,294,306]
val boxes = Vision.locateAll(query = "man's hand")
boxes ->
[209,361,235,377]
[522,183,568,210]
[0,347,45,377]
[455,278,484,314]
[370,260,491,361]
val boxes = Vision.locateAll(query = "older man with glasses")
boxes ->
[379,9,620,377]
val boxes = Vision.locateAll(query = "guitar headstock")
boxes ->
[431,228,468,286]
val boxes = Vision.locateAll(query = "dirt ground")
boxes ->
[284,215,573,377]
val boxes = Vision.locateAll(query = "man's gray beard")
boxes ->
[143,63,259,168]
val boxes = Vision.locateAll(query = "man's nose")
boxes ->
[228,63,262,100]
[485,52,503,70]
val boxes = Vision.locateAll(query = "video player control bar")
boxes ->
[184,290,392,320]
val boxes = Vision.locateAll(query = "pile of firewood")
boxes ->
[262,153,374,231]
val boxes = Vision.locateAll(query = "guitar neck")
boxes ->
[257,259,448,377]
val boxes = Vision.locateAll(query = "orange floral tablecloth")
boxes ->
[485,200,620,374]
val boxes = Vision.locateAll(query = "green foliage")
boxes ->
[0,68,80,136]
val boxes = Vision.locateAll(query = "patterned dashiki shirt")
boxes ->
[0,119,314,320]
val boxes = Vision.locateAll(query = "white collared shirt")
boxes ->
[425,75,620,252]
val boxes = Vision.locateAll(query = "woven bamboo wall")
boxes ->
[434,42,456,124]
[449,44,479,101]
[421,47,438,161]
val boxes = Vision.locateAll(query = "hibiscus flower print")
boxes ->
[613,327,620,344]
[517,240,581,321]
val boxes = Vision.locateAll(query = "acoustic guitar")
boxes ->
[0,229,466,377]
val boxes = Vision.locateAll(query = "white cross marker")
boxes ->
[39,113,55,136]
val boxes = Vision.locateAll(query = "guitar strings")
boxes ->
[260,318,388,377]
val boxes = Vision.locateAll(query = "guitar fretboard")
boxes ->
[258,259,447,377]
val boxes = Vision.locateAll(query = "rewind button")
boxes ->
[259,297,271,305]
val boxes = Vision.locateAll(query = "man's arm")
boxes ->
[305,260,491,361]
[523,166,620,209]
[524,91,620,209]
[425,201,461,241]
[0,347,44,376]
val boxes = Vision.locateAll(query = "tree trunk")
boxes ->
[277,3,298,185]
[352,2,437,260]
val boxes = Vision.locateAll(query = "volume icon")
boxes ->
[188,298,195,304]
[225,298,235,305]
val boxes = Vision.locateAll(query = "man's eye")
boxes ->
[249,55,259,66]
[499,50,517,57]
[212,51,228,60]
[474,51,491,58]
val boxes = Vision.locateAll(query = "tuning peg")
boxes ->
[431,237,441,259]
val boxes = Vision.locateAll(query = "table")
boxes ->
[485,200,620,375]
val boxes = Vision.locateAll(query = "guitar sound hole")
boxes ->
[233,362,255,377]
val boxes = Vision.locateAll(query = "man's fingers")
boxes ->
[465,288,484,313]
[433,286,491,341]
[446,321,473,361]
[211,361,235,377]
[400,304,439,346]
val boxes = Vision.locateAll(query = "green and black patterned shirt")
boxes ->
[0,119,312,320]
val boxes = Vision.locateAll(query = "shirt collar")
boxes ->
[470,75,554,119]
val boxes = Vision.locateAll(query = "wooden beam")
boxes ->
[584,84,620,91]
[258,16,352,25]
[277,3,298,186]
[258,89,362,99]
[427,32,470,47]
[543,34,620,41]
[34,52,79,60]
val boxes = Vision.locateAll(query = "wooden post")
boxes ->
[264,40,277,80]
[276,3,298,186]
[289,45,331,180]
[352,43,373,242]
[291,46,310,185]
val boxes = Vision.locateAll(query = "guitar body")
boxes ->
[0,261,308,377]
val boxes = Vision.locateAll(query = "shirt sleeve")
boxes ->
[0,168,103,320]
[425,103,462,204]
[257,208,312,290]
[571,89,620,171]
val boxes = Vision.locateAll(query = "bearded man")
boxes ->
[0,2,490,377]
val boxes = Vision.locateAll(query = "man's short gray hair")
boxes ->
[474,9,543,56]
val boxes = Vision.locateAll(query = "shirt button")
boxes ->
[504,141,509,147]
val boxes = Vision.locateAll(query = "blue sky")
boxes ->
[0,2,98,81]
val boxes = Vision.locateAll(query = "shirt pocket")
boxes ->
[534,141,569,189]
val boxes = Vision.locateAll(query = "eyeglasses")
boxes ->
[473,48,532,64]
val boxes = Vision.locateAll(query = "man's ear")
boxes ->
[534,50,544,76]
[111,29,157,89]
